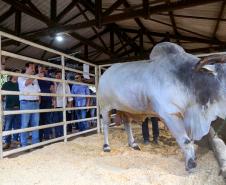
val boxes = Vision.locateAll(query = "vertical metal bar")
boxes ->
[98,65,103,133]
[95,66,100,134]
[0,35,3,159]
[61,56,67,142]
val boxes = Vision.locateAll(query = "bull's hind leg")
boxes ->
[163,115,196,172]
[124,122,140,150]
[102,110,111,152]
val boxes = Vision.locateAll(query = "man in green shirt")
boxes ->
[1,69,20,149]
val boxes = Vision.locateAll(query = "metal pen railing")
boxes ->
[0,31,100,158]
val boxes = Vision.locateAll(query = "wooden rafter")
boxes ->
[0,7,15,23]
[95,0,102,28]
[15,10,21,35]
[76,3,108,51]
[123,0,155,45]
[26,0,43,16]
[103,0,125,17]
[50,0,57,22]
[212,1,226,38]
[2,0,224,43]
[157,13,226,21]
[118,27,222,45]
[2,0,52,26]
[84,44,88,59]
[110,27,114,53]
[149,18,222,42]
[69,28,109,52]
[62,9,88,25]
[70,32,113,57]
[56,0,79,22]
[143,0,149,19]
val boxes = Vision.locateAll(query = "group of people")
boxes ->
[1,62,95,149]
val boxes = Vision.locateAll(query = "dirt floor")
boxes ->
[0,125,224,185]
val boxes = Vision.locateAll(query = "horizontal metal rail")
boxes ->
[0,70,95,87]
[1,90,97,98]
[3,117,97,136]
[2,50,62,69]
[3,136,65,157]
[3,127,97,157]
[2,50,96,77]
[64,66,96,77]
[66,128,97,139]
[3,106,97,115]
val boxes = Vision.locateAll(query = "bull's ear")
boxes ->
[201,64,217,75]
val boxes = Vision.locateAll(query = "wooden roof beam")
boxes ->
[69,27,109,52]
[76,3,108,51]
[95,0,102,28]
[123,0,155,44]
[103,0,125,16]
[50,0,57,22]
[2,0,52,26]
[212,1,226,39]
[56,0,79,22]
[0,7,15,23]
[70,32,113,57]
[15,10,21,35]
[119,27,222,45]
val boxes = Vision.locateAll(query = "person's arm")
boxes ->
[86,87,90,107]
[66,85,73,107]
[25,73,44,87]
[1,82,7,100]
[25,78,35,86]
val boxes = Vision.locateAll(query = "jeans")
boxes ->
[20,101,40,147]
[53,111,63,137]
[75,109,89,131]
[3,111,21,144]
[39,102,52,141]
[142,117,159,141]
[90,108,96,118]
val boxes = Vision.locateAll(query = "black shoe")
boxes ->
[3,143,10,149]
[143,140,150,145]
[153,138,158,144]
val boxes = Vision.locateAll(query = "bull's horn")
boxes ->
[195,54,226,71]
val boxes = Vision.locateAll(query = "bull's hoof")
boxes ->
[103,144,111,152]
[133,145,141,150]
[130,142,141,150]
[186,158,197,172]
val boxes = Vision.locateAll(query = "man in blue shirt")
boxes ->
[71,74,90,131]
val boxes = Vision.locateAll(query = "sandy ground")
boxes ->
[0,125,224,185]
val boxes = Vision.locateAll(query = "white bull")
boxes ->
[98,42,226,171]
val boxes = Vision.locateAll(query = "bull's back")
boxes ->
[98,61,161,112]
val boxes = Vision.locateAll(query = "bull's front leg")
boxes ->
[102,111,111,152]
[163,115,196,171]
[124,122,140,150]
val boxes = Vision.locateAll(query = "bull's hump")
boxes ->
[150,42,185,60]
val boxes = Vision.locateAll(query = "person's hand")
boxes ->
[52,100,56,108]
[38,73,44,78]
[67,102,72,107]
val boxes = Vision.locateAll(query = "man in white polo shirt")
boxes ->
[52,70,73,137]
[18,62,41,147]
